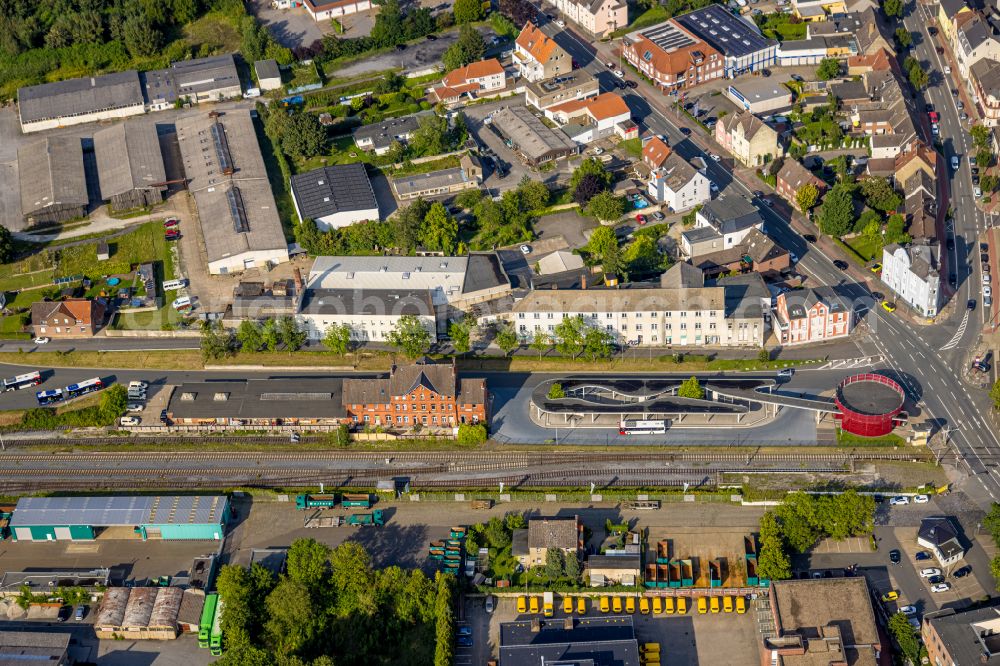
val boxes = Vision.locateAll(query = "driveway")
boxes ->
[534,209,598,250]
[326,25,498,78]
[250,0,335,48]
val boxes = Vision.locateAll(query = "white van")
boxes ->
[172,296,192,311]
[162,279,187,291]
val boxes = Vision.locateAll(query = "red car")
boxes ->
[165,231,181,241]
[163,218,180,229]
[636,214,647,225]
[928,111,940,123]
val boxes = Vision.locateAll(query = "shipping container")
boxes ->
[656,540,670,564]
[668,561,681,588]
[656,564,670,589]
[645,563,658,588]
[744,535,758,559]
[347,509,384,526]
[710,560,722,588]
[450,526,467,539]
[295,494,338,510]
[342,493,372,508]
[746,557,759,587]
[679,560,694,587]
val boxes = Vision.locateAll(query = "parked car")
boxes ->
[709,153,721,162]
[914,495,930,503]
[954,566,972,578]
[555,18,565,26]
[652,211,665,221]
[120,416,141,426]
[163,218,179,228]
[881,590,899,601]
[870,262,882,273]
[485,596,495,613]
[457,636,473,647]
[889,549,901,564]
[928,575,945,585]
[32,337,50,344]
[636,214,647,225]
[900,605,917,616]
[519,244,531,255]
[75,605,87,621]
[426,34,437,40]
[889,496,909,505]
[920,568,942,578]
[614,69,625,78]
[833,260,849,270]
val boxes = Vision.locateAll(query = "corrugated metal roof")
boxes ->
[94,121,167,198]
[18,70,144,124]
[10,495,227,527]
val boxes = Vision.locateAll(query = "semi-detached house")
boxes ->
[715,111,780,167]
[514,23,571,82]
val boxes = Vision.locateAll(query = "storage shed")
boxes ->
[10,495,229,542]
[123,587,157,632]
[95,587,130,633]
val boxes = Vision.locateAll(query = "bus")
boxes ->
[619,419,668,435]
[198,593,218,648]
[3,371,41,392]
[35,388,64,406]
[65,377,103,400]
[209,599,224,656]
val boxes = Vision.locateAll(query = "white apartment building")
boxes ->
[648,151,711,211]
[297,288,436,343]
[881,243,941,317]
[507,287,764,347]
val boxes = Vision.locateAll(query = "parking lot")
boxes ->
[463,591,759,664]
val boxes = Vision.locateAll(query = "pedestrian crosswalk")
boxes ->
[940,310,970,351]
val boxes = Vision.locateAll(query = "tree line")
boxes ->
[215,538,454,666]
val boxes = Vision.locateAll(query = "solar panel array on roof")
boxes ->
[210,121,234,175]
[227,186,250,233]
[10,495,227,527]
[148,495,225,525]
[641,22,696,51]
[674,5,774,57]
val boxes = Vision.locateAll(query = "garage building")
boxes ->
[10,495,229,542]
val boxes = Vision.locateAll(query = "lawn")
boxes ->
[836,428,906,448]
[295,135,373,171]
[182,11,242,54]
[840,234,882,262]
[611,5,669,37]
[254,117,300,235]
[389,154,462,177]
[619,138,642,158]
[56,222,167,278]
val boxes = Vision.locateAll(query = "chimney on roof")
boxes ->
[581,274,587,290]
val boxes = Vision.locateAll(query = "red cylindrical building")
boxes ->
[835,373,905,437]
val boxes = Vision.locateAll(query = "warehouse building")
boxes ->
[391,154,483,200]
[176,111,290,274]
[17,70,145,133]
[290,163,380,230]
[171,54,242,103]
[297,287,436,342]
[94,121,167,211]
[167,378,348,427]
[489,105,579,166]
[0,631,71,665]
[18,136,88,227]
[96,586,186,640]
[500,616,640,666]
[10,495,229,542]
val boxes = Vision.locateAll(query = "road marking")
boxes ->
[940,310,971,350]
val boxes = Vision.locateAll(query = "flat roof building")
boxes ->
[94,121,167,212]
[0,631,71,666]
[171,54,242,102]
[674,5,777,76]
[291,163,380,230]
[17,70,145,133]
[726,78,793,114]
[764,578,883,666]
[168,378,348,427]
[924,606,1000,666]
[10,495,229,542]
[297,287,436,342]
[500,616,641,666]
[176,111,290,274]
[391,154,483,200]
[18,136,88,227]
[490,105,578,165]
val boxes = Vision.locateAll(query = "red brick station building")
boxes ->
[166,359,489,432]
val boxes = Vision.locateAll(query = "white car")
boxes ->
[32,337,50,345]
[944,65,951,75]
[920,567,942,578]
[907,617,921,630]
[126,403,144,413]
[555,18,565,27]
[120,416,141,427]
[889,496,909,505]
[710,182,719,192]
[985,285,993,298]
[931,583,951,593]
[985,273,992,285]
[593,147,604,155]
[913,494,930,503]
[976,186,983,198]
[710,153,721,162]
[790,253,799,263]
[614,69,625,78]
[519,244,531,255]
[900,605,917,616]
[606,61,614,68]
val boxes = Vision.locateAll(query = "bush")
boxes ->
[457,423,488,445]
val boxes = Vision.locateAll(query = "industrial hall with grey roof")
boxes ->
[18,136,89,227]
[94,121,168,211]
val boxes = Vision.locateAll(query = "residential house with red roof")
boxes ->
[544,92,636,144]
[514,23,571,82]
[549,0,626,36]
[622,21,723,92]
[773,287,852,345]
[31,298,107,338]
[431,58,508,105]
[775,159,826,211]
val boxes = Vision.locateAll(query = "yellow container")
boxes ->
[517,596,526,613]
[577,597,587,615]
[710,597,720,613]
[724,596,734,613]
[697,597,707,614]
[626,597,636,614]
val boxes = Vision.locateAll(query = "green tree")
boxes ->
[571,157,612,192]
[530,330,551,359]
[816,58,840,80]
[817,183,855,236]
[757,511,792,581]
[622,234,663,277]
[882,0,903,18]
[409,114,449,156]
[545,548,565,581]
[453,0,485,23]
[328,541,377,617]
[371,0,405,46]
[775,493,821,552]
[884,213,910,245]
[287,538,332,594]
[201,321,234,361]
[588,191,625,222]
[282,112,328,159]
[494,322,519,356]
[442,24,485,70]
[573,173,604,206]
[894,28,912,48]
[547,382,565,399]
[122,13,161,58]
[861,177,902,213]
[991,380,1000,410]
[323,323,353,356]
[455,188,484,210]
[457,423,488,444]
[0,225,13,263]
[387,315,433,358]
[392,198,431,252]
[236,320,263,352]
[982,173,999,194]
[796,182,820,212]
[434,574,455,666]
[677,376,704,399]
[565,552,581,580]
[264,578,316,654]
[485,515,512,548]
[588,226,619,261]
[420,202,458,253]
[449,317,472,355]
[583,326,615,360]
[971,124,993,151]
[757,348,770,363]
[991,556,1000,591]
[554,315,586,358]
[888,612,920,663]
[277,316,307,352]
[261,318,280,352]
[100,384,128,422]
[517,177,550,211]
[908,61,929,89]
